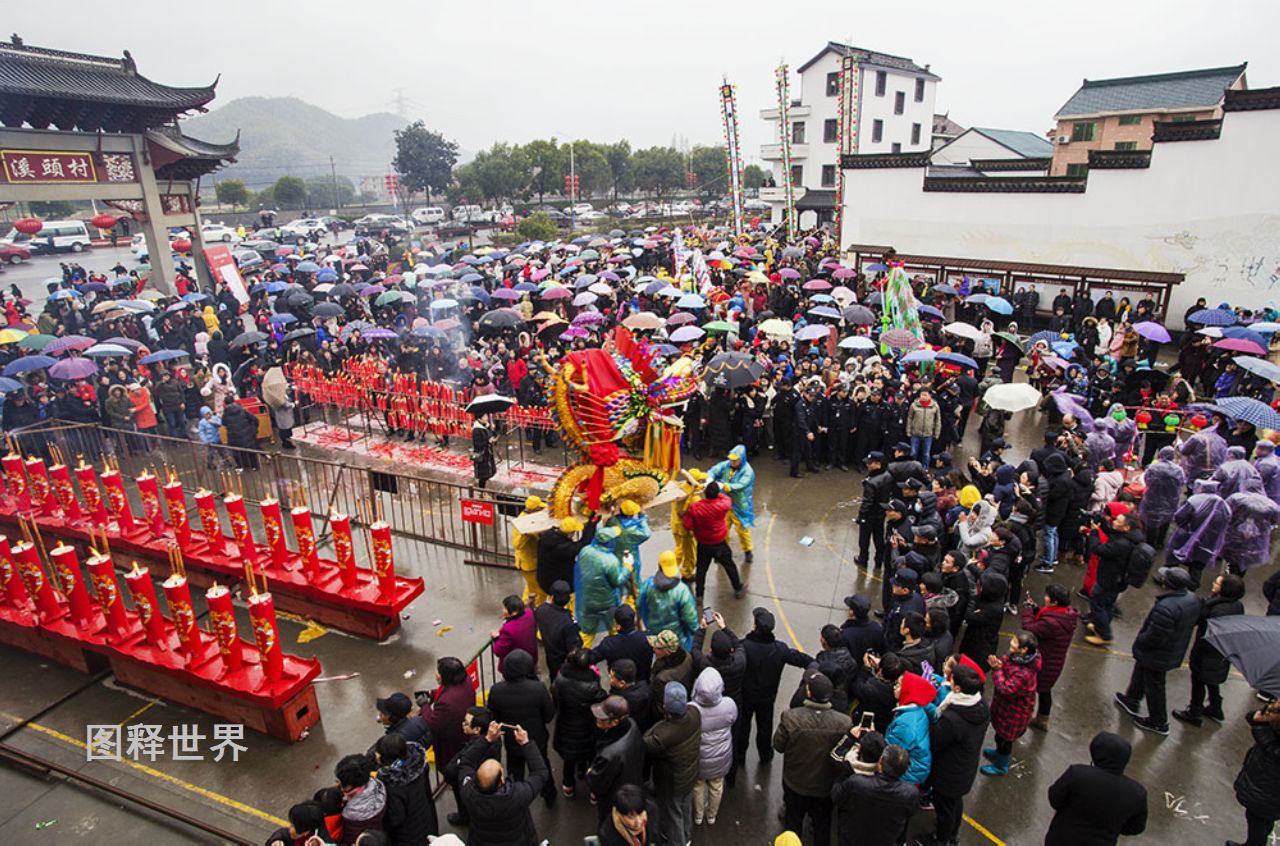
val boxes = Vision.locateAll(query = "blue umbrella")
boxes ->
[431,298,458,310]
[808,306,842,320]
[1189,308,1238,326]
[964,293,989,304]
[0,377,24,393]
[2,356,56,376]
[985,296,1014,315]
[643,280,667,296]
[1234,356,1280,383]
[295,261,321,273]
[650,343,679,356]
[249,283,267,294]
[1218,396,1280,430]
[181,292,209,302]
[902,349,936,364]
[932,285,958,295]
[469,285,491,305]
[865,263,888,273]
[676,294,706,309]
[80,282,109,294]
[270,313,297,325]
[48,289,82,300]
[266,281,289,294]
[460,272,484,284]
[937,351,979,370]
[139,349,189,364]
[1029,330,1064,348]
[514,282,537,293]
[1052,340,1079,357]
[1223,325,1268,351]
[918,304,945,320]
[316,268,339,282]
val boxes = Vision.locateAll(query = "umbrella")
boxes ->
[103,337,144,351]
[573,312,606,326]
[284,328,316,342]
[758,318,794,338]
[269,313,297,325]
[1188,308,1237,327]
[572,292,598,307]
[1029,330,1065,348]
[676,294,706,309]
[937,352,979,370]
[702,352,764,389]
[669,326,705,343]
[1124,367,1170,390]
[139,350,188,364]
[466,394,516,417]
[412,325,447,341]
[478,310,524,333]
[490,288,523,301]
[0,329,28,346]
[880,329,923,351]
[902,349,936,364]
[703,321,738,333]
[943,322,983,342]
[588,282,613,296]
[49,358,99,380]
[666,312,696,327]
[983,382,1042,412]
[832,267,856,280]
[808,306,842,320]
[650,343,679,357]
[918,305,945,321]
[16,334,55,351]
[864,292,884,307]
[843,305,877,325]
[84,344,133,358]
[540,286,571,300]
[363,328,398,340]
[623,313,664,331]
[360,284,387,296]
[45,335,95,356]
[830,286,857,305]
[1215,337,1266,355]
[1205,615,1280,696]
[313,302,344,318]
[985,296,1013,315]
[2,355,56,376]
[778,268,801,280]
[865,263,888,273]
[431,298,459,310]
[795,324,832,342]
[964,293,989,304]
[316,268,339,282]
[802,279,832,291]
[330,283,358,297]
[0,377,24,393]
[932,284,958,295]
[993,331,1025,352]
[839,335,876,350]
[295,261,321,274]
[1218,396,1280,430]
[1249,322,1280,334]
[229,331,268,348]
[1133,321,1171,343]
[1052,340,1079,357]
[375,290,406,307]
[1223,325,1269,351]
[1234,356,1280,383]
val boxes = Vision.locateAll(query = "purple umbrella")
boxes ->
[669,326,705,343]
[364,328,399,340]
[360,284,387,296]
[560,325,590,340]
[778,268,801,280]
[666,312,696,326]
[1133,321,1172,344]
[573,312,606,325]
[45,335,95,356]
[1051,389,1095,428]
[573,292,598,307]
[1215,337,1266,355]
[48,358,99,380]
[540,287,571,300]
[490,288,522,301]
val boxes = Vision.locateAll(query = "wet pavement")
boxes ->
[0,392,1275,844]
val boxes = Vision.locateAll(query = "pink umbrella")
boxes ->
[531,268,550,281]
[803,279,832,291]
[666,312,696,326]
[561,326,590,339]
[778,268,801,280]
[540,287,571,300]
[832,267,856,279]
[1215,337,1266,355]
[490,288,522,300]
[879,329,923,351]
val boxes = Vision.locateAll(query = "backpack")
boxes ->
[1125,542,1157,589]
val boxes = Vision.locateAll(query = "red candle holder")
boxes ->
[123,563,166,645]
[162,574,200,655]
[194,489,224,553]
[75,465,109,526]
[205,583,242,672]
[86,553,129,635]
[100,469,134,530]
[0,535,29,609]
[49,543,95,626]
[163,481,191,549]
[136,473,164,536]
[224,495,257,565]
[370,521,396,597]
[248,591,283,681]
[24,457,55,517]
[329,512,359,588]
[13,541,62,620]
[2,454,30,511]
[290,507,319,578]
[259,498,288,570]
[48,464,81,521]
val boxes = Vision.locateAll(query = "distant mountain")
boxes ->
[180,97,408,189]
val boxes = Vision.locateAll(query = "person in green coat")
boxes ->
[574,525,628,646]
[610,499,653,595]
[639,551,700,650]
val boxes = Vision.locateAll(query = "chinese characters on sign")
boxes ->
[1,150,96,183]
[86,723,248,762]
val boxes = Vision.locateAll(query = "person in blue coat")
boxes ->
[609,499,652,590]
[708,444,756,563]
[883,670,936,785]
[638,551,700,650]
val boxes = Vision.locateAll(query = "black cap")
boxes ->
[804,671,834,703]
[866,451,885,464]
[913,525,938,542]
[375,692,412,720]
[591,695,631,721]
[893,441,912,454]
[885,498,908,513]
[991,437,1008,450]
[893,567,919,588]
[843,594,871,618]
[905,477,925,490]
[752,606,776,631]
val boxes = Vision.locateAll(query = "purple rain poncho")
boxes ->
[1085,430,1117,469]
[1254,440,1280,507]
[1178,428,1228,482]
[1220,491,1280,571]
[1167,479,1233,565]
[1099,404,1137,462]
[1212,446,1266,499]
[1138,446,1186,529]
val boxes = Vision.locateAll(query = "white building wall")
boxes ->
[932,131,1020,165]
[841,107,1280,319]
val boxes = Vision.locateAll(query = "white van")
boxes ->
[412,206,446,225]
[32,219,92,253]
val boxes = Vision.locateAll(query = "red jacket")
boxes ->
[989,653,1040,741]
[682,494,731,544]
[1020,604,1079,690]
[493,607,538,672]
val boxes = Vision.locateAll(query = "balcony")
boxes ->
[758,187,788,203]
[761,143,809,161]
[760,104,812,120]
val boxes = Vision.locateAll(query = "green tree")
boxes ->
[516,212,559,241]
[451,162,482,205]
[214,178,249,209]
[522,138,565,205]
[689,145,727,198]
[252,186,276,209]
[393,121,459,203]
[28,201,75,218]
[572,141,611,199]
[471,143,529,203]
[605,140,633,202]
[304,175,355,210]
[743,164,768,191]
[273,176,306,210]
[631,146,684,199]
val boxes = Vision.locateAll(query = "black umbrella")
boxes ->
[330,283,358,298]
[284,328,316,342]
[466,394,516,417]
[229,330,268,348]
[703,352,764,389]
[843,305,877,325]
[1124,368,1170,391]
[477,310,524,334]
[313,302,344,318]
[1206,616,1280,696]
[286,291,315,308]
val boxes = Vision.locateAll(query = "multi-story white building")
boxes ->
[760,41,939,228]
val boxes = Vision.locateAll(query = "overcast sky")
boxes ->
[8,0,1277,162]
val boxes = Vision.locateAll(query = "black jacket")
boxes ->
[610,681,654,732]
[960,570,1007,665]
[858,470,893,521]
[831,770,921,846]
[551,662,606,760]
[593,627,654,681]
[586,719,644,807]
[378,741,439,845]
[1092,527,1143,593]
[533,601,581,680]
[1265,569,1280,616]
[849,665,897,734]
[741,628,812,706]
[790,646,858,714]
[1043,454,1073,528]
[643,709,702,799]
[1187,595,1244,683]
[458,736,549,846]
[536,524,594,593]
[487,650,556,751]
[1235,713,1280,818]
[929,697,990,796]
[692,627,747,706]
[1046,732,1147,846]
[1132,588,1201,672]
[221,401,259,448]
[839,617,884,665]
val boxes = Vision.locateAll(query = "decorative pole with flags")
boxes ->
[775,63,797,235]
[834,51,859,250]
[719,78,746,237]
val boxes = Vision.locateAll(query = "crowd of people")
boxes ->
[2,218,1279,846]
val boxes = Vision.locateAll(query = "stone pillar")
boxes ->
[133,133,177,296]
[187,185,215,293]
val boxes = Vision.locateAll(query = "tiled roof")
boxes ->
[795,189,837,210]
[798,42,938,79]
[1055,64,1245,118]
[146,125,239,179]
[970,127,1054,159]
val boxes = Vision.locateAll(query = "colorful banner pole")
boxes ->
[719,78,746,237]
[775,63,798,234]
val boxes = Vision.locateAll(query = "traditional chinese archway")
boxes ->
[0,36,238,294]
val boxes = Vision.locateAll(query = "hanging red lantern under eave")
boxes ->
[91,213,118,231]
[13,218,42,235]
[171,238,192,254]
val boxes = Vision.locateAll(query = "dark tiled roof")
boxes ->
[1055,64,1245,118]
[795,189,837,210]
[1151,118,1222,142]
[846,244,1185,285]
[0,37,216,131]
[798,42,938,79]
[842,151,930,169]
[969,157,1052,172]
[146,125,239,179]
[1087,149,1152,169]
[922,175,1087,194]
[1223,86,1280,112]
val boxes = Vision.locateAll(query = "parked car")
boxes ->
[0,243,30,265]
[353,215,410,236]
[495,213,520,232]
[281,218,326,240]
[200,223,240,243]
[27,220,92,253]
[577,209,607,222]
[412,206,446,225]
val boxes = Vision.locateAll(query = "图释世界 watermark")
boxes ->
[85,723,247,762]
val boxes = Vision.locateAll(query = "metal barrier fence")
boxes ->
[12,421,520,567]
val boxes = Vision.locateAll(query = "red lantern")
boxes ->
[1190,414,1208,429]
[91,213,118,231]
[172,238,192,254]
[13,218,42,236]
[1136,409,1153,428]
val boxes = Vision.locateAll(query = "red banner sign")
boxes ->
[460,499,494,525]
[0,150,138,185]
[203,243,249,304]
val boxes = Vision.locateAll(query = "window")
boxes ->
[875,71,886,96]
[821,164,836,187]
[825,72,839,97]
[1171,114,1197,123]
[790,164,803,186]
[911,123,922,145]
[915,78,926,102]
[1118,114,1142,126]
[1070,122,1096,142]
[1066,163,1088,177]
[791,121,806,144]
[872,119,883,143]
[891,142,902,153]
[894,91,905,115]
[823,119,838,143]
[1114,141,1137,151]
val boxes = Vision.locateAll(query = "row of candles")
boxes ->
[0,449,399,599]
